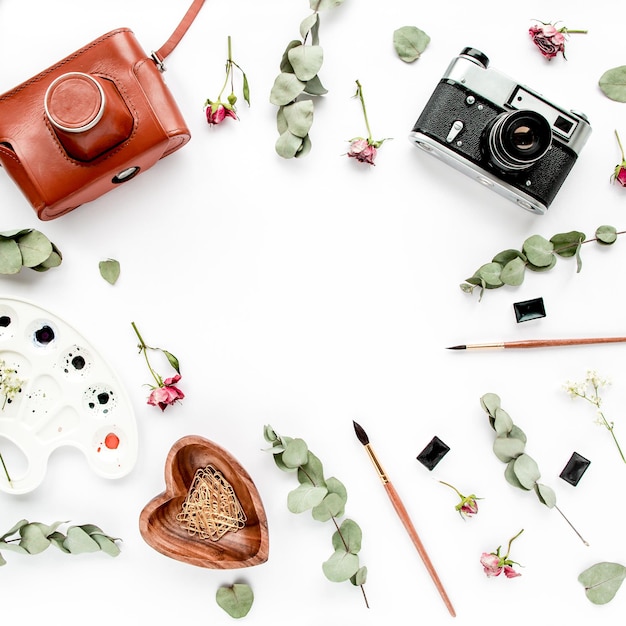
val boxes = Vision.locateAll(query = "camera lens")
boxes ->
[484,110,552,172]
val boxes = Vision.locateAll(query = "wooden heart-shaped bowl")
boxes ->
[139,435,269,568]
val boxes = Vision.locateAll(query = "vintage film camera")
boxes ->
[409,47,592,214]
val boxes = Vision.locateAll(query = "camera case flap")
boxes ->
[0,1,205,220]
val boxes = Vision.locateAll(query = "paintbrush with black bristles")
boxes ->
[352,421,456,618]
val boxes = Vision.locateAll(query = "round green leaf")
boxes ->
[526,255,557,272]
[275,130,305,159]
[16,230,53,268]
[19,524,51,555]
[332,518,362,554]
[535,483,556,508]
[512,453,541,489]
[270,72,305,106]
[304,74,328,96]
[279,40,301,73]
[493,436,525,462]
[480,393,501,418]
[493,407,513,435]
[0,228,32,239]
[322,549,360,582]
[287,45,324,82]
[294,134,312,158]
[599,66,626,102]
[312,492,345,522]
[282,438,309,469]
[300,13,319,39]
[504,459,531,490]
[63,526,100,553]
[492,249,526,265]
[99,259,120,285]
[298,450,325,486]
[500,257,526,286]
[351,565,368,586]
[509,424,527,445]
[579,562,626,604]
[596,225,618,244]
[550,231,585,257]
[287,483,327,513]
[393,26,430,63]
[522,234,554,267]
[216,583,254,618]
[0,238,23,274]
[476,262,503,287]
[282,100,314,138]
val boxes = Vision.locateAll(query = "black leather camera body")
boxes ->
[409,47,592,214]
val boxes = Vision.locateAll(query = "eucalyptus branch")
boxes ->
[480,393,588,546]
[269,0,346,158]
[0,519,121,566]
[263,425,369,608]
[461,225,623,300]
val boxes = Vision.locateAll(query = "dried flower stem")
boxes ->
[354,80,373,144]
[555,505,589,546]
[131,322,163,388]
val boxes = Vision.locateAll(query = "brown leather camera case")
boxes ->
[0,6,202,220]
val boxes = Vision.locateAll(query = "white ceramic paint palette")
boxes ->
[0,297,137,494]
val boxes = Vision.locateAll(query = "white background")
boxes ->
[1,0,626,623]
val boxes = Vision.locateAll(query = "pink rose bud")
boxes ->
[205,102,237,126]
[347,138,377,165]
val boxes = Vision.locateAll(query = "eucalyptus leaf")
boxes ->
[331,519,362,554]
[596,225,618,244]
[525,255,557,273]
[492,249,527,265]
[17,230,53,267]
[476,262,503,287]
[35,248,63,271]
[550,231,585,258]
[282,100,314,137]
[279,40,301,73]
[63,526,101,553]
[522,234,554,267]
[287,483,327,513]
[393,26,430,63]
[500,257,526,286]
[351,565,368,586]
[504,459,531,490]
[275,130,305,159]
[512,453,541,489]
[216,583,254,618]
[298,450,326,486]
[579,562,626,604]
[322,549,360,582]
[269,73,305,106]
[0,228,31,238]
[535,482,556,508]
[283,438,309,469]
[480,393,501,417]
[599,66,626,102]
[509,424,527,445]
[300,13,319,39]
[312,492,345,522]
[287,45,324,82]
[0,519,29,541]
[493,435,525,462]
[304,74,328,96]
[294,134,312,158]
[493,407,514,436]
[19,524,51,555]
[0,238,23,274]
[99,258,120,285]
[263,425,279,444]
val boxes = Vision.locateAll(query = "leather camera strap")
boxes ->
[152,0,206,69]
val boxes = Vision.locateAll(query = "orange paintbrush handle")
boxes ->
[384,481,456,618]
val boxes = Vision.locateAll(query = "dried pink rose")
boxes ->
[612,130,626,187]
[147,374,185,411]
[205,102,237,126]
[529,21,587,60]
[346,80,389,166]
[481,529,524,579]
[347,139,378,165]
[439,480,481,519]
[132,322,184,413]
[203,36,250,126]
